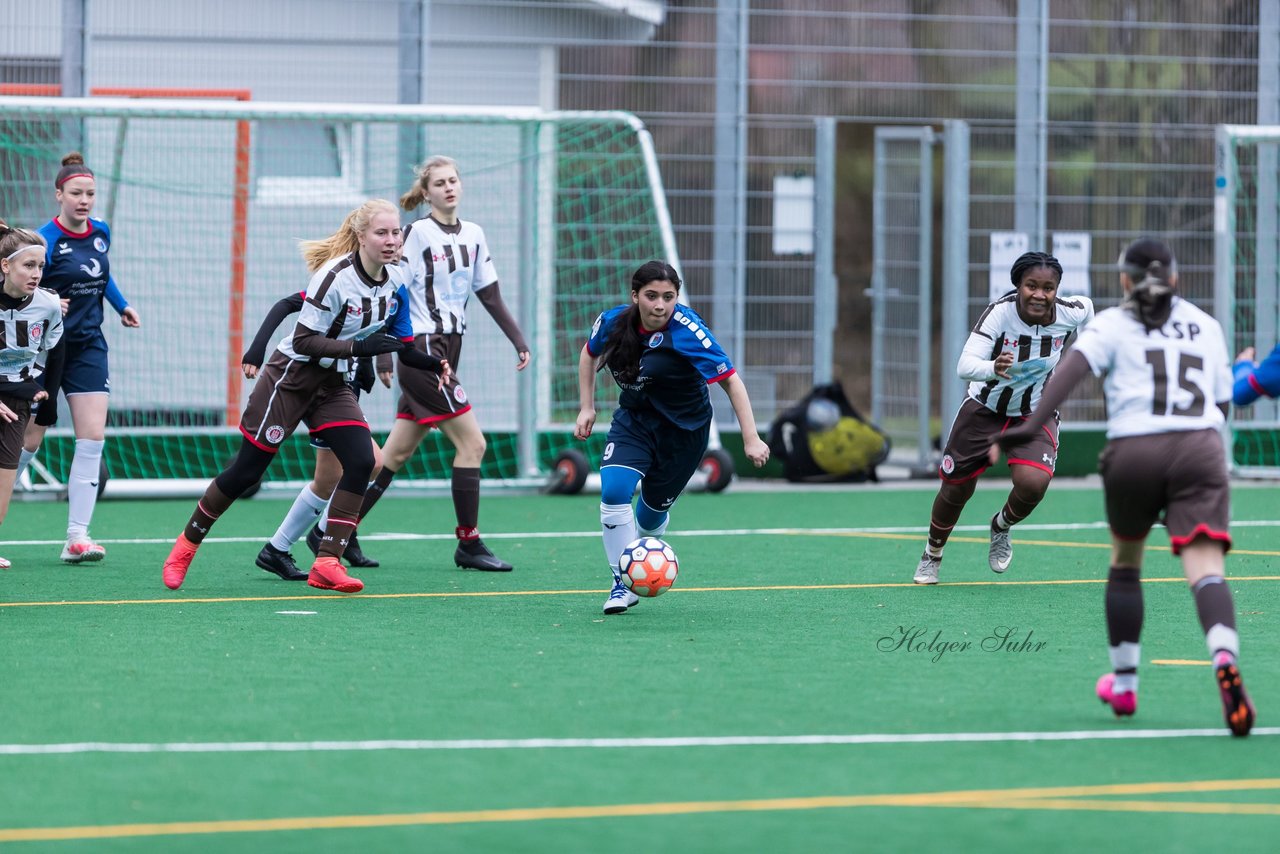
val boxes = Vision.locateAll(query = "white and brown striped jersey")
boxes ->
[1072,297,1231,439]
[275,253,412,374]
[0,288,64,382]
[961,292,1095,417]
[399,215,499,336]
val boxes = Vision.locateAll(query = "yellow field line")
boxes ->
[4,779,1278,842]
[4,574,1280,608]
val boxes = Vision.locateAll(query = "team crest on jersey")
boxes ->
[940,454,956,475]
[265,425,285,444]
[29,323,42,342]
[1052,336,1064,351]
[648,332,664,348]
[93,237,107,253]
[453,386,468,404]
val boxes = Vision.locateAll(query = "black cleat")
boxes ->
[255,543,308,581]
[305,524,322,557]
[454,538,513,572]
[343,532,380,568]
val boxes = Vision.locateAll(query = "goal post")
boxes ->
[1214,124,1280,478]
[0,95,681,496]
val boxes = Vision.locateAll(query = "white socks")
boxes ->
[600,502,636,579]
[67,438,104,541]
[1109,641,1141,694]
[271,485,329,551]
[16,446,37,483]
[1205,624,1240,660]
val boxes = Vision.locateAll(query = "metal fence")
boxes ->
[2,0,1276,443]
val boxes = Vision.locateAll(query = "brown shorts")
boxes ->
[397,333,472,426]
[1099,428,1231,554]
[939,397,1059,482]
[239,354,368,452]
[0,394,32,469]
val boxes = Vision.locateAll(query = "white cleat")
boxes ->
[913,553,940,585]
[62,538,106,564]
[603,580,641,614]
[988,517,1013,574]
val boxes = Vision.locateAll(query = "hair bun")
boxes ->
[61,151,86,166]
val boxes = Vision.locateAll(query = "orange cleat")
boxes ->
[308,556,364,593]
[1214,654,1256,737]
[163,534,199,590]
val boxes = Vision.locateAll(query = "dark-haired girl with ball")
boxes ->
[575,260,769,614]
[913,251,1094,584]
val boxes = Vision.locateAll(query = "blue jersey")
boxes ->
[1234,343,1280,405]
[586,303,735,430]
[37,217,128,343]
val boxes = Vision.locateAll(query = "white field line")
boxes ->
[4,519,1280,548]
[1,728,1277,756]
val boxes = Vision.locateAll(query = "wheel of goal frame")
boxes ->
[545,448,590,495]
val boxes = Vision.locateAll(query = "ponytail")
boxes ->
[299,199,398,272]
[601,260,682,383]
[1118,238,1177,330]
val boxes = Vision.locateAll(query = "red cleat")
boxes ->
[163,535,199,590]
[308,556,364,593]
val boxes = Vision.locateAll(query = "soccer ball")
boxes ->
[619,537,679,598]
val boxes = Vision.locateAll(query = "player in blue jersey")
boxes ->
[0,222,65,569]
[19,152,141,564]
[1232,344,1280,406]
[575,260,770,614]
[162,200,449,594]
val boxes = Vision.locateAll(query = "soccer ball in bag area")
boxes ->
[619,537,679,598]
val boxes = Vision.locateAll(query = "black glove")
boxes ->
[352,356,376,394]
[398,348,445,372]
[350,333,406,357]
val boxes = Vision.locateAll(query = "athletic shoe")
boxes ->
[255,543,308,581]
[61,538,106,564]
[343,533,380,568]
[455,538,513,572]
[1095,673,1137,717]
[305,524,323,557]
[163,535,199,590]
[988,516,1013,573]
[913,553,940,585]
[307,556,364,594]
[603,580,640,615]
[1214,653,1256,737]
[0,556,10,569]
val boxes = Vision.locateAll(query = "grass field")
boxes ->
[1,479,1277,852]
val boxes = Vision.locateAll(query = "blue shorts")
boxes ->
[33,336,109,427]
[601,407,711,512]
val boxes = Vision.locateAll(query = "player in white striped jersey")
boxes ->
[993,238,1253,736]
[914,251,1094,585]
[329,155,531,573]
[0,222,64,568]
[162,201,448,594]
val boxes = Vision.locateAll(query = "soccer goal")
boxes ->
[1214,124,1280,478]
[0,94,680,496]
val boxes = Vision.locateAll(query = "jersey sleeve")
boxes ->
[1069,312,1115,377]
[42,296,64,351]
[586,307,618,357]
[389,286,415,340]
[1234,343,1280,405]
[298,268,343,333]
[471,226,499,292]
[104,277,129,313]
[671,307,735,383]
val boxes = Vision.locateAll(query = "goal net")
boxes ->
[0,94,679,495]
[1214,125,1280,477]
